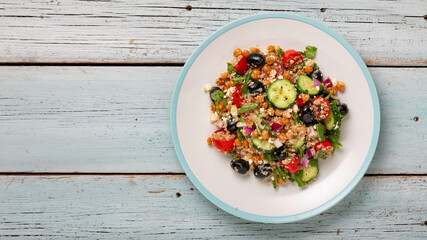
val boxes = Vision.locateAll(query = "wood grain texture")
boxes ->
[0,175,426,239]
[0,66,425,173]
[0,0,426,65]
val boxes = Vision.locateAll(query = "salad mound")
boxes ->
[205,45,348,188]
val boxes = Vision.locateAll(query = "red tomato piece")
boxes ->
[296,95,305,107]
[309,97,331,121]
[234,56,248,75]
[315,138,333,152]
[283,155,302,173]
[232,85,243,108]
[282,50,303,70]
[271,62,284,78]
[211,130,236,153]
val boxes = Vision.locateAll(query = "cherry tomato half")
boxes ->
[232,85,243,108]
[282,50,303,70]
[315,138,333,152]
[234,56,248,75]
[283,155,302,173]
[310,97,331,121]
[211,130,236,153]
[296,95,305,107]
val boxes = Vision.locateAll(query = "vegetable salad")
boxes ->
[205,45,348,188]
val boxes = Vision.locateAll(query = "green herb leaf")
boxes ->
[237,129,244,143]
[263,152,274,162]
[301,45,317,59]
[316,123,325,142]
[327,128,342,150]
[241,69,252,96]
[293,112,301,124]
[231,75,245,85]
[237,102,258,114]
[227,62,237,74]
[291,172,306,187]
[330,100,344,127]
[259,115,272,135]
[277,48,284,58]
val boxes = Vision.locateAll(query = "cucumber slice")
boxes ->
[293,136,306,148]
[297,75,320,95]
[251,136,276,153]
[301,160,318,182]
[324,113,335,130]
[267,79,297,109]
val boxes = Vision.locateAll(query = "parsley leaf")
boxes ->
[316,123,325,142]
[301,45,317,59]
[277,48,284,58]
[330,100,344,127]
[227,62,237,75]
[241,69,252,96]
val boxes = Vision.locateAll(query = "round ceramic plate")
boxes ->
[171,13,380,223]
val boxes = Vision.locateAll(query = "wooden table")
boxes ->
[0,1,426,238]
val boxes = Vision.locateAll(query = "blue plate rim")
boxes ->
[170,13,380,223]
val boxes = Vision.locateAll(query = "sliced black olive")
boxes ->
[299,105,314,125]
[338,103,349,116]
[226,118,238,133]
[230,158,250,174]
[209,87,222,102]
[308,67,323,82]
[248,80,265,94]
[254,163,273,179]
[247,52,266,68]
[272,146,287,161]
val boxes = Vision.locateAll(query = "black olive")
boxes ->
[226,118,238,133]
[338,103,349,116]
[272,146,287,161]
[319,90,330,98]
[308,67,323,82]
[248,80,265,94]
[247,52,266,67]
[230,158,250,174]
[209,87,222,102]
[299,105,314,124]
[254,163,273,179]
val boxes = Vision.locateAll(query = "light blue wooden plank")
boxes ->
[0,67,425,173]
[0,175,425,239]
[0,0,425,65]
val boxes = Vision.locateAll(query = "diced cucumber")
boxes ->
[251,136,276,153]
[301,160,318,182]
[267,79,297,109]
[293,136,305,148]
[324,113,335,130]
[297,75,320,95]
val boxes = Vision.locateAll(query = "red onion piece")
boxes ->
[243,126,254,135]
[273,138,283,148]
[271,122,283,132]
[324,77,333,88]
[307,148,315,158]
[265,118,272,124]
[313,78,321,86]
[301,157,309,168]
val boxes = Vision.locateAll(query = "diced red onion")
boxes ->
[301,157,309,168]
[236,122,246,128]
[313,78,321,86]
[324,77,333,88]
[273,138,283,148]
[307,148,315,158]
[243,126,254,135]
[216,120,224,128]
[271,122,283,132]
[265,118,272,124]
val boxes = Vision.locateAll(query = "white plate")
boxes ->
[171,13,380,223]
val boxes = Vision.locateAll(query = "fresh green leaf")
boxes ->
[330,100,344,127]
[293,112,301,124]
[301,45,317,59]
[210,89,227,113]
[328,128,342,150]
[259,115,272,135]
[276,167,287,183]
[277,48,284,58]
[227,62,237,74]
[291,172,306,187]
[263,152,274,162]
[231,75,245,85]
[241,70,252,96]
[237,129,244,143]
[237,102,258,114]
[316,123,325,142]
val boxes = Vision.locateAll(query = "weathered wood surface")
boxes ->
[0,0,426,65]
[0,66,425,174]
[0,175,425,239]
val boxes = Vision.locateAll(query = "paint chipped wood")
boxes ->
[0,66,425,173]
[0,175,425,238]
[0,0,425,65]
